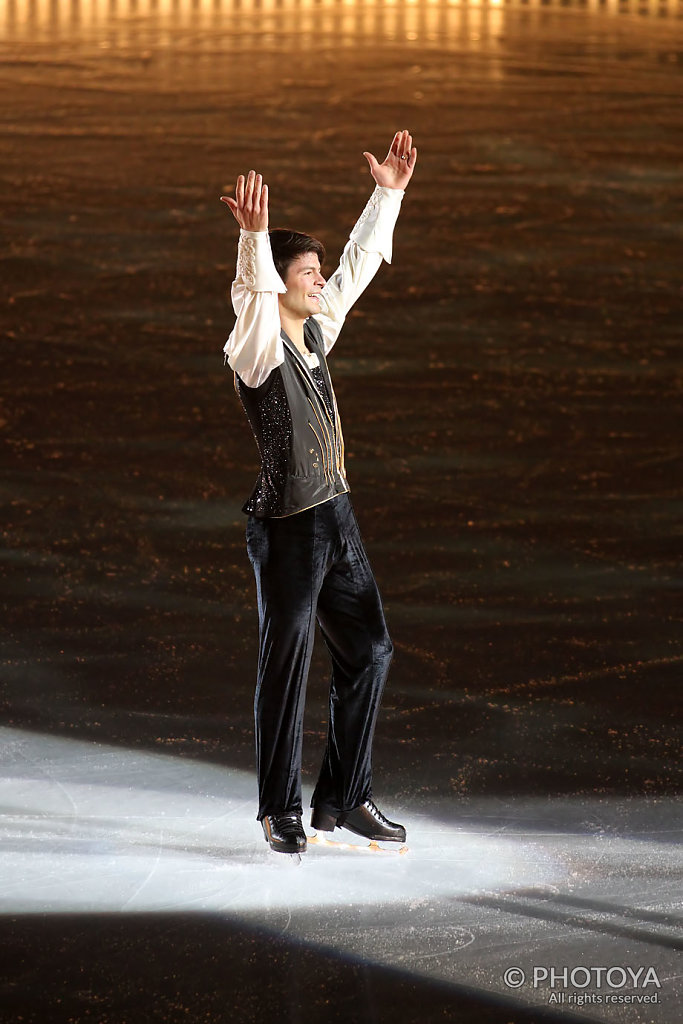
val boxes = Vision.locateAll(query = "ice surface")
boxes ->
[1,728,681,1023]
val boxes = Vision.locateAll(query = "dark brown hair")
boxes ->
[269,229,325,282]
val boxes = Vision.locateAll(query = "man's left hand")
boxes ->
[363,130,417,190]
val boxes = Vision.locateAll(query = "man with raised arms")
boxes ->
[221,130,417,854]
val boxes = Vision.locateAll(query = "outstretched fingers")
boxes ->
[246,171,267,215]
[364,129,417,188]
[221,170,269,230]
[390,129,411,163]
[399,130,413,163]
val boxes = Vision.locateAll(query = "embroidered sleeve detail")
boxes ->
[237,236,257,287]
[235,231,287,293]
[354,185,383,229]
[349,185,404,263]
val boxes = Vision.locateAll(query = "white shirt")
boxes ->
[223,185,404,389]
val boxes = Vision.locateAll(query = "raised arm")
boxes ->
[221,171,286,389]
[314,130,418,353]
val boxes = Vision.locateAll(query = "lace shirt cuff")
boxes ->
[237,230,287,292]
[349,185,405,264]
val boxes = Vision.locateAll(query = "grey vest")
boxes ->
[236,317,349,518]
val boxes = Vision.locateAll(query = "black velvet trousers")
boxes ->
[246,493,393,821]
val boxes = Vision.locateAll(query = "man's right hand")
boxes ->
[220,170,269,232]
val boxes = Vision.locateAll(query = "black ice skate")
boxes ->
[262,813,307,855]
[310,799,407,852]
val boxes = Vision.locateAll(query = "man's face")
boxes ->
[280,252,326,320]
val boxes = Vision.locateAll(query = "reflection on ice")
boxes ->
[4,0,683,48]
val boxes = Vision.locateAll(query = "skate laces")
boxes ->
[365,800,387,824]
[269,813,304,837]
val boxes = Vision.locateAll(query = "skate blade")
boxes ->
[308,830,408,855]
[266,848,303,864]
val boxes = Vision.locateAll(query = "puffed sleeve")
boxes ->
[314,186,405,354]
[223,230,288,389]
